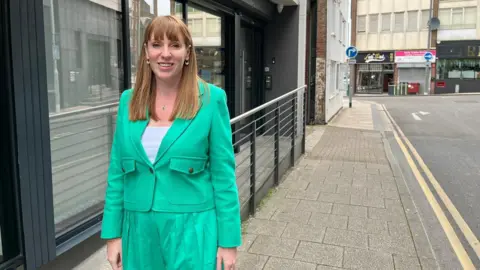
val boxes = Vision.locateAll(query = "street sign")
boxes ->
[346,46,358,59]
[348,59,356,65]
[424,51,433,62]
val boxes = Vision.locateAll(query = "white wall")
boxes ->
[437,0,479,41]
[325,0,350,122]
[298,0,307,132]
[356,0,480,49]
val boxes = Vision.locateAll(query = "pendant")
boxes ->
[162,105,166,111]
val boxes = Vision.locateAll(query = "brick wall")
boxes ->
[314,0,327,124]
[316,0,327,58]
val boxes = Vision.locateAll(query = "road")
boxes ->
[362,94,480,268]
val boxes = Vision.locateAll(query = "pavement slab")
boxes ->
[238,101,439,269]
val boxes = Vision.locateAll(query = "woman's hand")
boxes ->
[216,247,237,270]
[106,238,123,270]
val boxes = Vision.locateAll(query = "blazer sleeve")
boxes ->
[209,88,242,248]
[100,90,129,239]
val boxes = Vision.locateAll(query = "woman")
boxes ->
[100,15,242,270]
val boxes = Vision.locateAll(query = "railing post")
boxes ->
[302,88,306,154]
[291,94,296,167]
[249,119,256,215]
[274,102,280,186]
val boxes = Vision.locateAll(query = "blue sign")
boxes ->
[424,51,433,61]
[346,46,358,59]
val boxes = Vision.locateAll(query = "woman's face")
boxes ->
[145,34,190,84]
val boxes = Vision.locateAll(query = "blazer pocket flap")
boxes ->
[121,159,136,173]
[169,157,207,175]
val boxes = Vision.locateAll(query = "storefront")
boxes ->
[395,50,436,95]
[1,0,305,269]
[355,51,395,94]
[435,40,480,94]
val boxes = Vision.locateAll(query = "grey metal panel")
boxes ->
[8,0,57,268]
[397,63,428,68]
[435,79,480,94]
[264,6,299,101]
[232,0,275,20]
[398,68,427,94]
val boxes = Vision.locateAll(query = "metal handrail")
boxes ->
[49,84,307,122]
[230,85,307,124]
[49,102,119,120]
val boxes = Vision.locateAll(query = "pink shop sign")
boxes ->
[395,50,436,63]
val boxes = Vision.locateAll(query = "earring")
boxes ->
[185,60,189,66]
[146,59,150,64]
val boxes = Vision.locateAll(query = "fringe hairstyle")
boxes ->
[129,15,204,121]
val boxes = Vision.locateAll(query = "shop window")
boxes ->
[188,18,203,37]
[464,7,477,27]
[421,10,429,29]
[394,12,404,32]
[369,14,378,33]
[187,6,225,89]
[438,7,477,29]
[356,64,390,94]
[407,11,418,31]
[437,59,480,80]
[381,13,391,32]
[43,0,125,237]
[357,15,366,32]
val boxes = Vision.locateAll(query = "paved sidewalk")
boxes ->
[237,100,439,270]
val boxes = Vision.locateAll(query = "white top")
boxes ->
[141,126,170,163]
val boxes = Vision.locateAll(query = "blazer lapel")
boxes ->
[129,116,150,165]
[153,82,206,165]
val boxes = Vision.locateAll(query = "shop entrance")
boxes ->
[356,63,394,94]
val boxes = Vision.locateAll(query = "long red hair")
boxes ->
[129,15,203,121]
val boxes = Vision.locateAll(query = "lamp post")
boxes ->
[425,0,434,95]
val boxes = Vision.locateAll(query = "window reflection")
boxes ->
[44,0,123,236]
[437,59,480,79]
[130,0,182,87]
[188,7,225,89]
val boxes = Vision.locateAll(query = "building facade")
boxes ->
[307,0,351,124]
[0,0,309,269]
[351,0,435,94]
[351,0,480,94]
[433,0,480,93]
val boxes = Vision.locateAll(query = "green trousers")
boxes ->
[122,209,218,270]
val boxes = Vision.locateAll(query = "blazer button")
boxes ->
[149,168,154,174]
[188,168,194,174]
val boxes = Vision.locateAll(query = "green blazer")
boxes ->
[100,82,242,248]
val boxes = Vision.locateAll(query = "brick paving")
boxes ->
[237,105,439,270]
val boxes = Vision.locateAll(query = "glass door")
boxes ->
[238,23,262,137]
[187,4,226,90]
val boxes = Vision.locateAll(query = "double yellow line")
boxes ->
[382,104,479,269]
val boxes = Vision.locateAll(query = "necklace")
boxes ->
[162,105,166,111]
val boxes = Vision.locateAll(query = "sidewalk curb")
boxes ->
[376,108,441,269]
